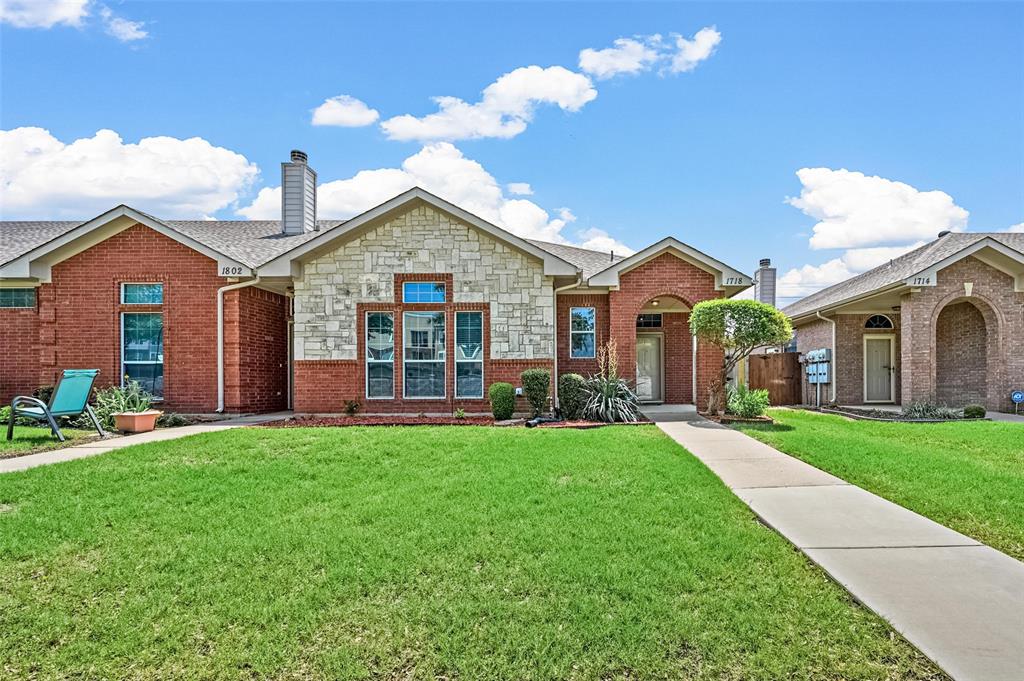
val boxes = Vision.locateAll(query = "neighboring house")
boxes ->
[785,232,1024,412]
[0,151,751,414]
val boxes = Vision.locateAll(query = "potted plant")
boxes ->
[98,378,162,433]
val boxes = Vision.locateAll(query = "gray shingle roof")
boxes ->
[525,239,625,278]
[0,219,345,268]
[783,232,1024,319]
[1,218,619,273]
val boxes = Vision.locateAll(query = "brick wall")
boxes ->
[935,302,987,406]
[0,307,40,401]
[3,224,289,414]
[555,293,610,380]
[606,252,724,407]
[901,256,1023,412]
[794,318,831,405]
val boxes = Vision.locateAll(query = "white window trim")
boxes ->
[862,334,896,404]
[402,281,447,304]
[402,311,446,400]
[455,311,484,399]
[365,311,395,400]
[121,311,164,401]
[569,306,597,359]
[121,282,164,305]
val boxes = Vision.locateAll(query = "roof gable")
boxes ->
[586,236,751,293]
[0,205,252,281]
[256,187,577,277]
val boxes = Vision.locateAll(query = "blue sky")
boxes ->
[2,1,1022,303]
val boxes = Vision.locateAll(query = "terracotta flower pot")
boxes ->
[113,410,162,433]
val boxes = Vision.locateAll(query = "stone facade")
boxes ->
[293,204,554,361]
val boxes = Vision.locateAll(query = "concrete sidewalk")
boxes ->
[0,412,289,474]
[648,407,1024,681]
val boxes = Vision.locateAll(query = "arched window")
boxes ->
[865,314,893,329]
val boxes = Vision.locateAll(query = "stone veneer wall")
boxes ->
[292,204,554,361]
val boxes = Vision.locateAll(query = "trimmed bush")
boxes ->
[726,384,771,418]
[963,404,986,419]
[520,368,551,417]
[489,382,516,421]
[558,373,587,420]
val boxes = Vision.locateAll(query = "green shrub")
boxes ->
[33,384,55,404]
[726,384,771,418]
[558,373,587,420]
[520,368,551,417]
[156,413,189,428]
[453,408,466,420]
[582,341,640,423]
[902,401,961,420]
[92,379,153,429]
[963,404,986,419]
[344,400,361,416]
[488,382,516,421]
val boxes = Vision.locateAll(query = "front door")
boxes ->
[636,334,663,402]
[864,336,894,402]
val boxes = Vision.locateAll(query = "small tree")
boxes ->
[689,299,792,415]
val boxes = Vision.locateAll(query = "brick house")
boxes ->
[0,151,751,414]
[785,232,1024,413]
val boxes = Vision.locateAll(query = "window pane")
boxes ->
[571,332,595,358]
[367,363,394,398]
[456,362,483,398]
[570,307,595,331]
[404,312,445,360]
[123,283,163,304]
[0,288,36,308]
[637,313,662,328]
[456,312,483,360]
[124,363,164,398]
[402,281,446,303]
[366,312,394,360]
[404,362,445,398]
[123,313,163,362]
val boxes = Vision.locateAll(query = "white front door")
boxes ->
[864,336,894,402]
[636,335,663,403]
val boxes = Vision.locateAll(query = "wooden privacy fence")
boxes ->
[748,352,802,406]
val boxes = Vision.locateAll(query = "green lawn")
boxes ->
[0,426,941,680]
[1,426,98,458]
[735,409,1024,561]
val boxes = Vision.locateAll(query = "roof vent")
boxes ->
[937,230,951,238]
[759,258,771,268]
[290,149,308,164]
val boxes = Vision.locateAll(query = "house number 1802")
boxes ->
[221,266,245,276]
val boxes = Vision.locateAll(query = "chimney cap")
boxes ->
[290,149,308,164]
[937,230,951,238]
[759,258,772,268]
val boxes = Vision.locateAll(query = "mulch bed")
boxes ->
[262,415,495,428]
[701,413,775,425]
[818,406,986,423]
[536,419,650,429]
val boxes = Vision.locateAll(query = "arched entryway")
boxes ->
[934,300,991,407]
[630,294,694,405]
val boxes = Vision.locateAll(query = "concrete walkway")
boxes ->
[0,412,289,474]
[643,405,1024,681]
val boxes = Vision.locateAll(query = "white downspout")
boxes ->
[692,333,698,406]
[815,310,837,403]
[217,277,261,413]
[285,290,294,411]
[552,274,582,409]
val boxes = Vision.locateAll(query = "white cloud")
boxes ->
[787,167,969,250]
[1007,222,1024,233]
[0,0,88,28]
[311,95,380,127]
[507,182,533,196]
[778,258,855,301]
[579,37,661,79]
[0,127,258,219]
[379,66,597,142]
[670,27,722,73]
[99,5,147,42]
[237,142,633,254]
[578,28,721,79]
[577,227,634,255]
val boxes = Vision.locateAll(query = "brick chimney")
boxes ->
[753,257,776,307]
[281,149,317,234]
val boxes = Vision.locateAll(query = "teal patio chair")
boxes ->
[7,369,105,443]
